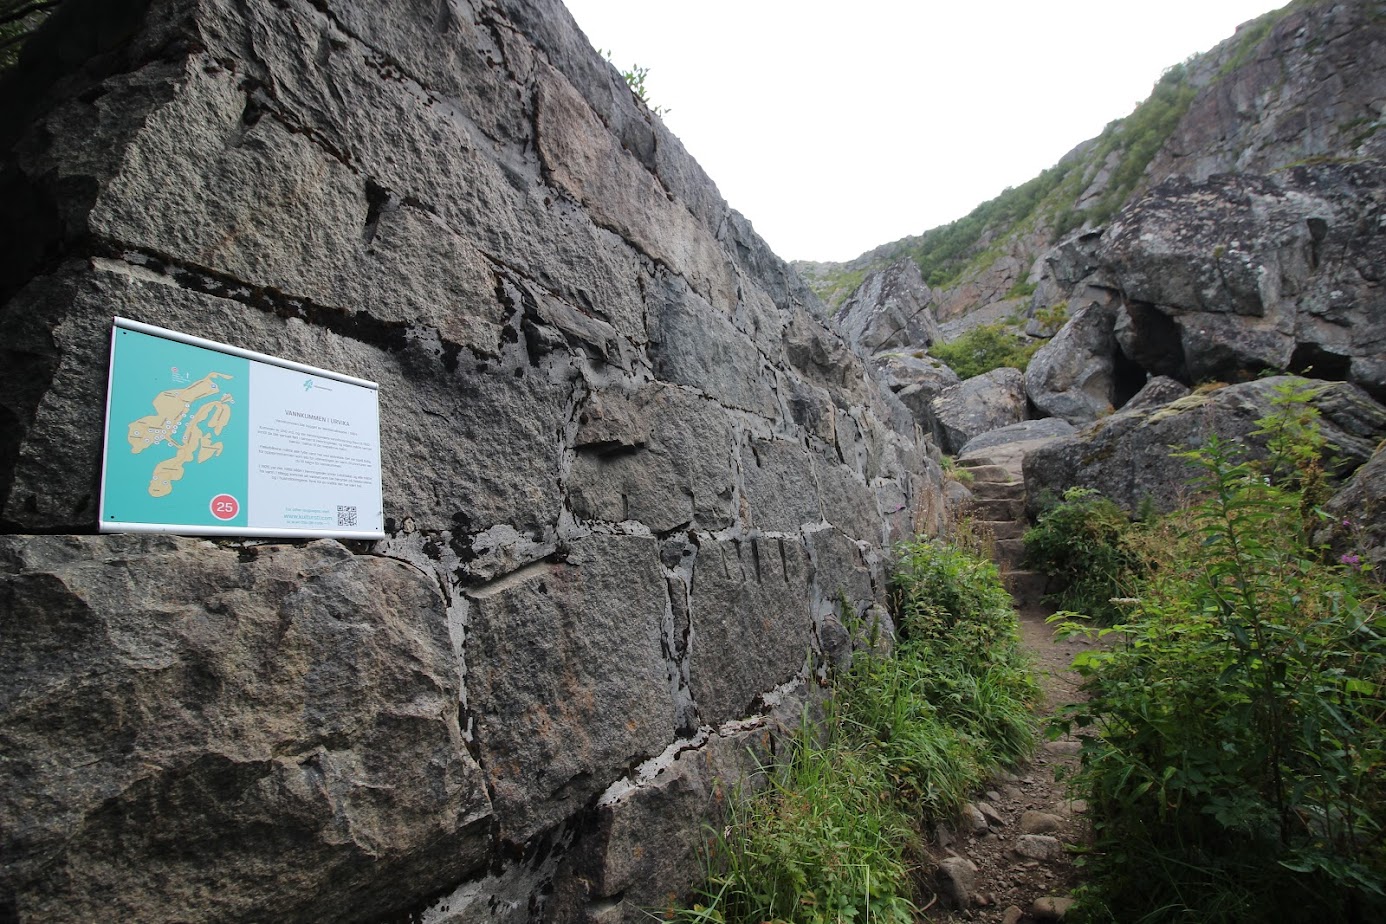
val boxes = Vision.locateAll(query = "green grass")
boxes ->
[671,540,1039,923]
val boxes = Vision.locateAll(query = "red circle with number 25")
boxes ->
[210,494,240,520]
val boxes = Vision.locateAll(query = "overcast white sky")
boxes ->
[562,1,1287,263]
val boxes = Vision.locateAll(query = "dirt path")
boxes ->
[922,605,1093,923]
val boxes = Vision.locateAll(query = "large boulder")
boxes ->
[959,418,1076,459]
[1024,294,1119,424]
[835,259,940,354]
[957,418,1077,473]
[873,351,960,424]
[1024,377,1386,515]
[1318,441,1386,574]
[1098,166,1386,399]
[931,367,1029,455]
[0,535,492,924]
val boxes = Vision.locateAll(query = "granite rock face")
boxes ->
[1098,166,1386,399]
[932,367,1030,455]
[0,1,940,921]
[1024,298,1119,425]
[0,534,492,924]
[836,259,941,354]
[1024,377,1386,516]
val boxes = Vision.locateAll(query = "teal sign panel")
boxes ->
[102,326,251,530]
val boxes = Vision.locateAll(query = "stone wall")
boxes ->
[0,1,942,921]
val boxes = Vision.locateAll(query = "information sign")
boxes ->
[99,318,385,539]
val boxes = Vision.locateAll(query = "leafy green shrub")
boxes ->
[674,541,1038,923]
[1031,300,1069,333]
[1055,387,1386,922]
[929,323,1041,379]
[1023,488,1139,624]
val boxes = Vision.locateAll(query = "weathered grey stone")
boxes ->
[1123,375,1191,412]
[535,59,736,314]
[1019,811,1065,835]
[0,534,490,924]
[1024,299,1118,424]
[873,351,960,424]
[932,367,1030,455]
[944,480,974,509]
[1147,1,1386,182]
[959,419,1077,457]
[806,526,876,627]
[688,537,812,726]
[1319,440,1386,574]
[570,385,735,531]
[814,452,882,543]
[962,802,990,834]
[835,259,940,354]
[937,856,979,909]
[783,311,872,409]
[741,437,823,531]
[1013,834,1064,861]
[1100,167,1386,398]
[977,801,1006,828]
[649,273,778,419]
[548,687,804,923]
[1030,895,1077,920]
[465,535,673,845]
[1024,377,1386,516]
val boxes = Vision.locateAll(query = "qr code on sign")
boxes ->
[337,505,358,527]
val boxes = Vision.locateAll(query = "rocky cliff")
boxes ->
[0,2,942,921]
[801,0,1386,335]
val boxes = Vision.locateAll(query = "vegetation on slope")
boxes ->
[1037,384,1386,922]
[800,2,1303,312]
[929,321,1042,379]
[673,540,1038,923]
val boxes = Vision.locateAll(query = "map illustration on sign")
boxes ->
[126,372,236,498]
[100,319,384,539]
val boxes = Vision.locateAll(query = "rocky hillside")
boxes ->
[798,0,1386,327]
[821,0,1386,569]
[0,1,943,922]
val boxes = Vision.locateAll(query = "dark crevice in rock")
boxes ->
[0,169,95,306]
[1307,215,1329,269]
[1290,341,1352,382]
[94,244,412,356]
[1119,299,1188,382]
[242,84,357,171]
[1111,344,1149,409]
[360,177,395,249]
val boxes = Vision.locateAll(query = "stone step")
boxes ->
[956,456,995,469]
[969,497,1025,521]
[976,519,1027,541]
[994,537,1027,570]
[1004,569,1049,607]
[970,480,1025,501]
[959,463,1011,482]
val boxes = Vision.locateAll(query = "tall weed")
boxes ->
[1056,384,1386,922]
